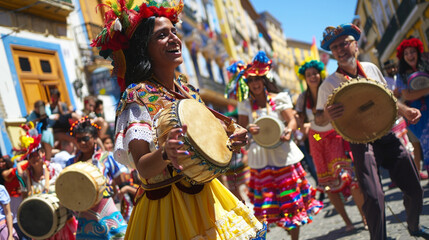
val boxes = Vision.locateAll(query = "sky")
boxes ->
[250,0,358,74]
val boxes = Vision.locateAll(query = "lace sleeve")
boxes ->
[114,102,153,168]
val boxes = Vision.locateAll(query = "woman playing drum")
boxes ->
[65,117,127,239]
[232,51,322,240]
[16,127,77,240]
[91,0,266,239]
[295,59,366,231]
[396,37,429,178]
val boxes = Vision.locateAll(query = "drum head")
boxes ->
[327,78,397,143]
[178,99,232,167]
[253,116,283,148]
[55,167,99,211]
[408,72,429,90]
[18,195,55,239]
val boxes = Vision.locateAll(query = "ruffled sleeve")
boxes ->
[114,102,154,168]
[237,100,251,117]
[274,92,293,112]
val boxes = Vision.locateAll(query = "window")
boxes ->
[40,60,52,73]
[18,57,31,72]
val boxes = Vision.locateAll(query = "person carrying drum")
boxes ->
[396,37,429,184]
[231,51,322,240]
[12,125,77,240]
[315,23,428,239]
[65,117,127,239]
[295,59,366,231]
[91,0,266,239]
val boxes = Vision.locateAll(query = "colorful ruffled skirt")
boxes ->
[125,178,266,239]
[308,129,359,198]
[248,162,323,230]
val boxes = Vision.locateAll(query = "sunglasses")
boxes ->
[76,136,92,143]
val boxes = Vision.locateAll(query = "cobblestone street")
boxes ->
[259,169,429,240]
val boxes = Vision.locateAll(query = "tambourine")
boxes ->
[326,78,397,143]
[407,71,429,90]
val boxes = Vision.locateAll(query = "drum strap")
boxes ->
[336,60,368,80]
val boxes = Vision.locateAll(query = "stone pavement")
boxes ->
[251,168,429,240]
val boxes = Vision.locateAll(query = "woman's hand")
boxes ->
[163,125,190,171]
[246,124,260,135]
[280,128,293,142]
[229,124,248,151]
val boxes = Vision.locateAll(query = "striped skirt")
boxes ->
[248,163,323,230]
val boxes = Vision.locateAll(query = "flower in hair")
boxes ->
[396,38,423,59]
[90,0,184,92]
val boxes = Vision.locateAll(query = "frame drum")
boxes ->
[327,78,397,143]
[407,71,429,90]
[154,99,232,184]
[252,116,284,148]
[17,193,70,240]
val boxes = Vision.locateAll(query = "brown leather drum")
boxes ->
[55,162,106,211]
[18,193,70,240]
[326,78,397,143]
[154,99,232,184]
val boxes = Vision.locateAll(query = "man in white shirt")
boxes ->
[315,23,427,240]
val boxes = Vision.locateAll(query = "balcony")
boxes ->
[0,0,74,22]
[396,0,417,25]
[376,16,398,56]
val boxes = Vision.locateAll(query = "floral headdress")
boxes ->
[91,0,184,92]
[225,60,249,102]
[396,37,423,59]
[11,122,42,162]
[243,51,272,79]
[321,23,361,51]
[69,116,101,136]
[296,58,326,81]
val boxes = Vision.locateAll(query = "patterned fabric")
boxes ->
[308,128,358,197]
[247,163,322,230]
[76,198,127,240]
[67,148,127,240]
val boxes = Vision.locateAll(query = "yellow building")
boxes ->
[355,0,429,68]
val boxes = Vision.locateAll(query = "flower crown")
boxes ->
[225,60,249,102]
[91,0,184,92]
[396,38,423,59]
[296,58,326,81]
[69,116,101,136]
[11,122,42,162]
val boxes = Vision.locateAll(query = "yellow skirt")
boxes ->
[125,178,263,240]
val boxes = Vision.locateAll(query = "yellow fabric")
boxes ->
[125,179,263,240]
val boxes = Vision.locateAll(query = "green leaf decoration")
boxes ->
[126,0,134,9]
[148,95,159,102]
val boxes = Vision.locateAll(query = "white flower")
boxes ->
[113,18,122,31]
